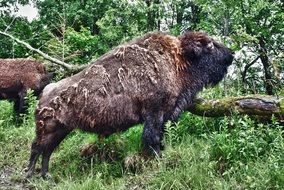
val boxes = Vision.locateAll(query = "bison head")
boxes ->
[179,31,234,86]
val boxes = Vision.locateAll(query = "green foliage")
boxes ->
[0,16,32,58]
[44,27,99,65]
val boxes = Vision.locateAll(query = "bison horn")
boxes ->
[207,42,214,50]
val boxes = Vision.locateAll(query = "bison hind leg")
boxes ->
[40,127,70,178]
[25,140,42,177]
[26,121,70,178]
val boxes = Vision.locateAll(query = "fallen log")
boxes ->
[189,95,284,119]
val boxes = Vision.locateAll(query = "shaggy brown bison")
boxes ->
[0,59,52,114]
[26,31,233,177]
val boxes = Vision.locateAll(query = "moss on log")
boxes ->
[188,95,284,119]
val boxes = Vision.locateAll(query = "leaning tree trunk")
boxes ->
[188,95,284,120]
[0,31,86,73]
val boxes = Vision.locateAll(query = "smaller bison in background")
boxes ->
[26,31,234,177]
[0,59,52,114]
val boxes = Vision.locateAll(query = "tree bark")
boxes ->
[258,37,274,95]
[190,3,201,30]
[0,31,86,73]
[145,0,160,31]
[188,95,284,119]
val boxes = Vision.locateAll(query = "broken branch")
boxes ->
[0,30,87,73]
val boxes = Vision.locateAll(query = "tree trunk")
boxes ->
[190,3,201,30]
[145,0,160,31]
[176,5,183,26]
[188,95,284,119]
[145,0,154,31]
[92,16,100,35]
[258,37,274,95]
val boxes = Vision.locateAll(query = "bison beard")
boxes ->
[0,59,52,114]
[26,31,233,177]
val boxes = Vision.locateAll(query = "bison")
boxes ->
[26,31,234,177]
[0,59,53,114]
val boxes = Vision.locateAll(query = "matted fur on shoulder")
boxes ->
[134,32,187,71]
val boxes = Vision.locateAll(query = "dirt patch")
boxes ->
[0,166,29,190]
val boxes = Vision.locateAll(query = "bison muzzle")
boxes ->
[26,31,234,177]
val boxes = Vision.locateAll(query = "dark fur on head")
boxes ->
[0,59,52,114]
[168,32,234,121]
[180,31,233,86]
[26,31,233,177]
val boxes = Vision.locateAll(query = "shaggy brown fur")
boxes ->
[0,59,52,113]
[26,31,234,177]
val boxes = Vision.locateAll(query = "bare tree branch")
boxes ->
[0,30,87,72]
[242,55,260,83]
[4,16,16,32]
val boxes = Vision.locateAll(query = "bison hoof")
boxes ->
[41,172,52,180]
[25,169,34,178]
[142,146,161,158]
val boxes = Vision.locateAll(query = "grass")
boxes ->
[0,89,283,189]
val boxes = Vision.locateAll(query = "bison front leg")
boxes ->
[142,112,164,157]
[40,127,70,178]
